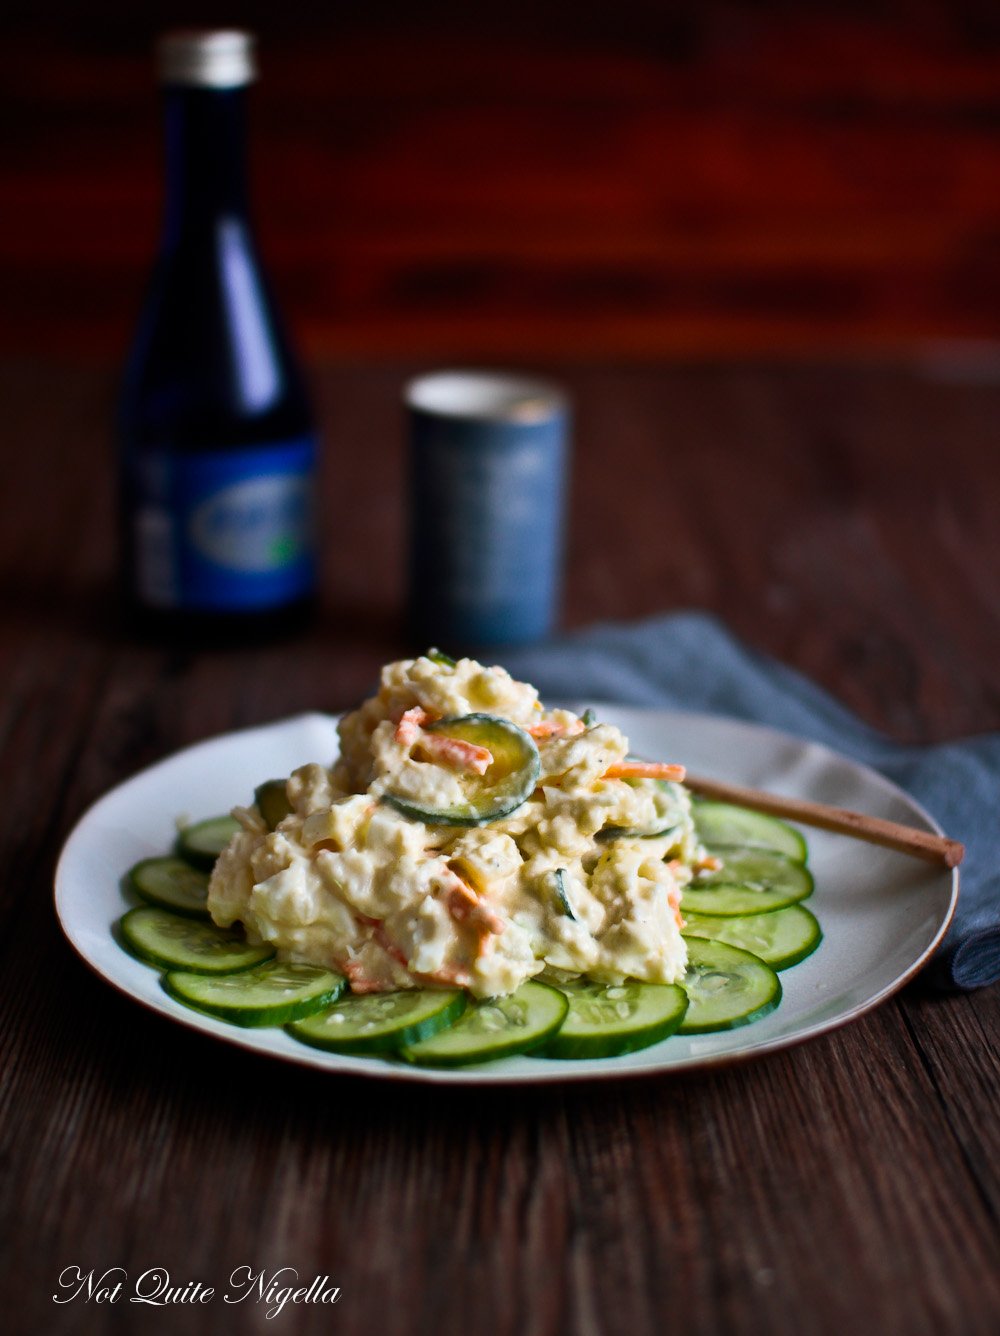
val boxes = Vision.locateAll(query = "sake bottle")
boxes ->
[118,30,318,638]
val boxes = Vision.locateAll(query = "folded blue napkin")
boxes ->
[504,612,1000,990]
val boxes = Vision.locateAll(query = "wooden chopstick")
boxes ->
[684,773,965,869]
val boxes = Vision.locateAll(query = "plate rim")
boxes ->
[53,707,959,1086]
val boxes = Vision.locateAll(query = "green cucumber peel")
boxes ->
[543,980,689,1059]
[426,648,457,667]
[382,713,540,826]
[400,981,568,1067]
[176,815,240,871]
[119,906,274,975]
[552,868,577,920]
[128,856,211,918]
[288,988,466,1054]
[255,779,293,831]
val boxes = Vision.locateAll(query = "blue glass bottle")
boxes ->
[119,31,317,638]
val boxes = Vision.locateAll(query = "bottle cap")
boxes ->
[156,30,257,88]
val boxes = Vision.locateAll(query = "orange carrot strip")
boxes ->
[443,869,505,939]
[445,886,478,922]
[603,761,687,782]
[695,854,723,873]
[421,732,493,775]
[423,963,473,988]
[373,924,409,968]
[397,706,492,774]
[395,706,431,745]
[341,959,382,994]
[527,719,586,739]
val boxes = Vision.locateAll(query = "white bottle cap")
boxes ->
[156,30,257,88]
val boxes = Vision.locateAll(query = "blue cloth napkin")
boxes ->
[504,612,1000,990]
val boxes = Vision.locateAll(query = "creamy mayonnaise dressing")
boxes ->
[209,654,700,998]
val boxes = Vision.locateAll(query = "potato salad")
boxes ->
[208,652,706,999]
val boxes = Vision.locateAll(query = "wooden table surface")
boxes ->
[2,358,999,1336]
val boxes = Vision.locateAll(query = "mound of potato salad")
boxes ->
[209,654,709,999]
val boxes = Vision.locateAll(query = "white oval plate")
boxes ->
[55,709,957,1085]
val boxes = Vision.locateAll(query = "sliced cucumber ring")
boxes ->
[598,780,685,843]
[120,906,274,974]
[599,820,681,843]
[681,847,813,916]
[543,981,688,1059]
[679,937,782,1033]
[254,780,292,831]
[400,980,568,1066]
[288,988,465,1054]
[682,905,822,971]
[164,961,345,1027]
[128,856,210,918]
[177,815,240,870]
[693,801,807,863]
[383,713,540,827]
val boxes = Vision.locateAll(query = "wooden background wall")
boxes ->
[3,0,1000,361]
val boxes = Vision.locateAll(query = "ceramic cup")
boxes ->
[405,370,570,648]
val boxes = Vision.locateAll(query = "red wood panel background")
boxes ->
[3,1,1000,360]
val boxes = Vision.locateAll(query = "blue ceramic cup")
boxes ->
[406,370,570,648]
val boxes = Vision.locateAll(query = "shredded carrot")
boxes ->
[443,868,504,952]
[341,959,382,994]
[421,732,493,775]
[527,719,586,739]
[471,922,498,960]
[396,706,492,773]
[394,706,431,745]
[527,721,560,738]
[603,761,687,782]
[444,882,478,922]
[423,963,473,988]
[373,924,409,968]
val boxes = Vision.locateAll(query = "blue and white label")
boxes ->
[133,437,317,611]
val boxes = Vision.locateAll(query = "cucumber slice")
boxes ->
[177,815,240,870]
[128,856,210,918]
[599,820,681,843]
[682,906,822,971]
[693,801,807,863]
[543,981,688,1059]
[288,988,465,1054]
[552,868,577,919]
[164,961,345,1027]
[383,713,540,827]
[679,937,782,1032]
[598,780,683,839]
[598,780,684,843]
[120,906,274,974]
[400,981,568,1067]
[681,848,813,916]
[255,779,292,831]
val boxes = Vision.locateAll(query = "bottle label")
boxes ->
[132,437,317,610]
